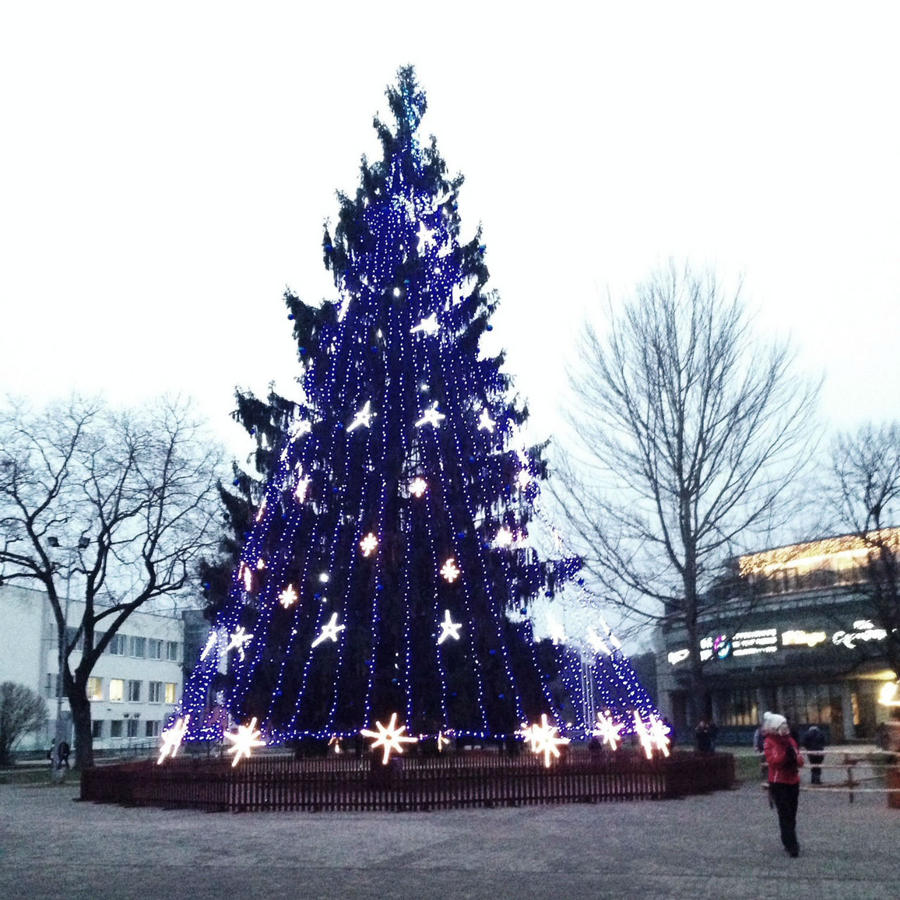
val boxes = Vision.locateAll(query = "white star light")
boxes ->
[416,222,436,254]
[477,408,495,433]
[494,527,513,547]
[157,715,190,765]
[646,714,671,757]
[410,313,439,335]
[200,633,218,660]
[311,612,345,648]
[348,401,374,432]
[633,711,655,760]
[360,713,419,765]
[359,533,379,557]
[409,477,428,498]
[279,585,298,609]
[224,717,266,767]
[226,627,253,662]
[440,558,461,583]
[415,402,446,428]
[437,609,462,645]
[295,474,311,503]
[593,711,624,751]
[436,731,451,752]
[523,714,570,767]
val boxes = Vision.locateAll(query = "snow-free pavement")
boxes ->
[1,768,896,899]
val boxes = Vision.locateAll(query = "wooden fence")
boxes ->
[81,748,734,813]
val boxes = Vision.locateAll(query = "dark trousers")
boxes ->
[770,782,800,852]
[808,753,824,783]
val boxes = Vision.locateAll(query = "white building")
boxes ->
[0,583,185,755]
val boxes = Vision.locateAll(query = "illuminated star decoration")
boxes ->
[294,474,311,503]
[410,313,439,336]
[440,558,460,583]
[646,714,671,757]
[226,626,253,662]
[328,735,344,755]
[477,408,495,432]
[348,400,374,432]
[200,633,218,660]
[437,609,462,645]
[157,715,190,765]
[359,532,379,557]
[524,714,570,767]
[494,526,513,547]
[436,730,451,752]
[224,717,266,767]
[409,477,428,498]
[593,711,624,751]
[633,711,655,760]
[279,585,298,609]
[415,402,446,428]
[311,612,345,648]
[416,221,436,254]
[360,712,419,765]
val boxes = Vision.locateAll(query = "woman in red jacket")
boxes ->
[763,711,805,857]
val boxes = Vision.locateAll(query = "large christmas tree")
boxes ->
[179,68,658,751]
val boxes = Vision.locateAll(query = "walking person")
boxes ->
[802,726,826,784]
[763,711,804,857]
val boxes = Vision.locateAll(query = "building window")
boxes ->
[45,673,61,699]
[164,683,177,704]
[129,636,146,658]
[107,634,127,655]
[92,720,104,739]
[148,639,163,660]
[126,719,139,738]
[109,679,124,702]
[719,688,758,727]
[148,681,163,703]
[65,625,84,652]
[145,720,160,738]
[87,677,103,701]
[110,720,123,738]
[127,680,142,702]
[166,641,180,662]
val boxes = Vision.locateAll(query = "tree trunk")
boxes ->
[69,687,94,770]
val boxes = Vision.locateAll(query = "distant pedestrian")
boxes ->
[802,726,826,785]
[695,719,713,753]
[708,720,719,752]
[763,711,804,858]
[57,740,71,770]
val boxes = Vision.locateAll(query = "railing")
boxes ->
[81,748,735,812]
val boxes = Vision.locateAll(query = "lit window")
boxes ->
[127,680,142,702]
[109,720,123,737]
[164,683,177,704]
[109,679,124,702]
[145,720,160,738]
[87,677,103,701]
[148,681,163,703]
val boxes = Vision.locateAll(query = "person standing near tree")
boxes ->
[763,711,805,857]
[802,726,826,785]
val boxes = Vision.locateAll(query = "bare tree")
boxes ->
[0,681,48,765]
[0,396,222,768]
[830,422,900,680]
[551,264,819,721]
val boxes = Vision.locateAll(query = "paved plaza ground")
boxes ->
[1,753,896,899]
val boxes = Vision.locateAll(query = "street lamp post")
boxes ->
[48,535,89,776]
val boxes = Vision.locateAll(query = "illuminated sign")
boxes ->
[782,629,827,648]
[667,648,690,666]
[832,620,888,650]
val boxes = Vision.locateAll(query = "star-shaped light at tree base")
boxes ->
[522,714,570,767]
[328,736,344,755]
[440,558,460,583]
[359,532,379,557]
[360,713,419,764]
[592,711,624,751]
[633,711,656,760]
[311,612,345,648]
[436,731,451,752]
[436,609,462,645]
[410,313,439,336]
[409,477,428,498]
[278,585,298,609]
[477,408,495,433]
[157,715,190,765]
[646,714,671,757]
[415,402,446,428]
[226,627,253,662]
[224,717,266,767]
[348,401,374,432]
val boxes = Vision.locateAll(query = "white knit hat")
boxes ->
[763,711,787,733]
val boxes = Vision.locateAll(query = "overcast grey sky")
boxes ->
[2,2,898,458]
